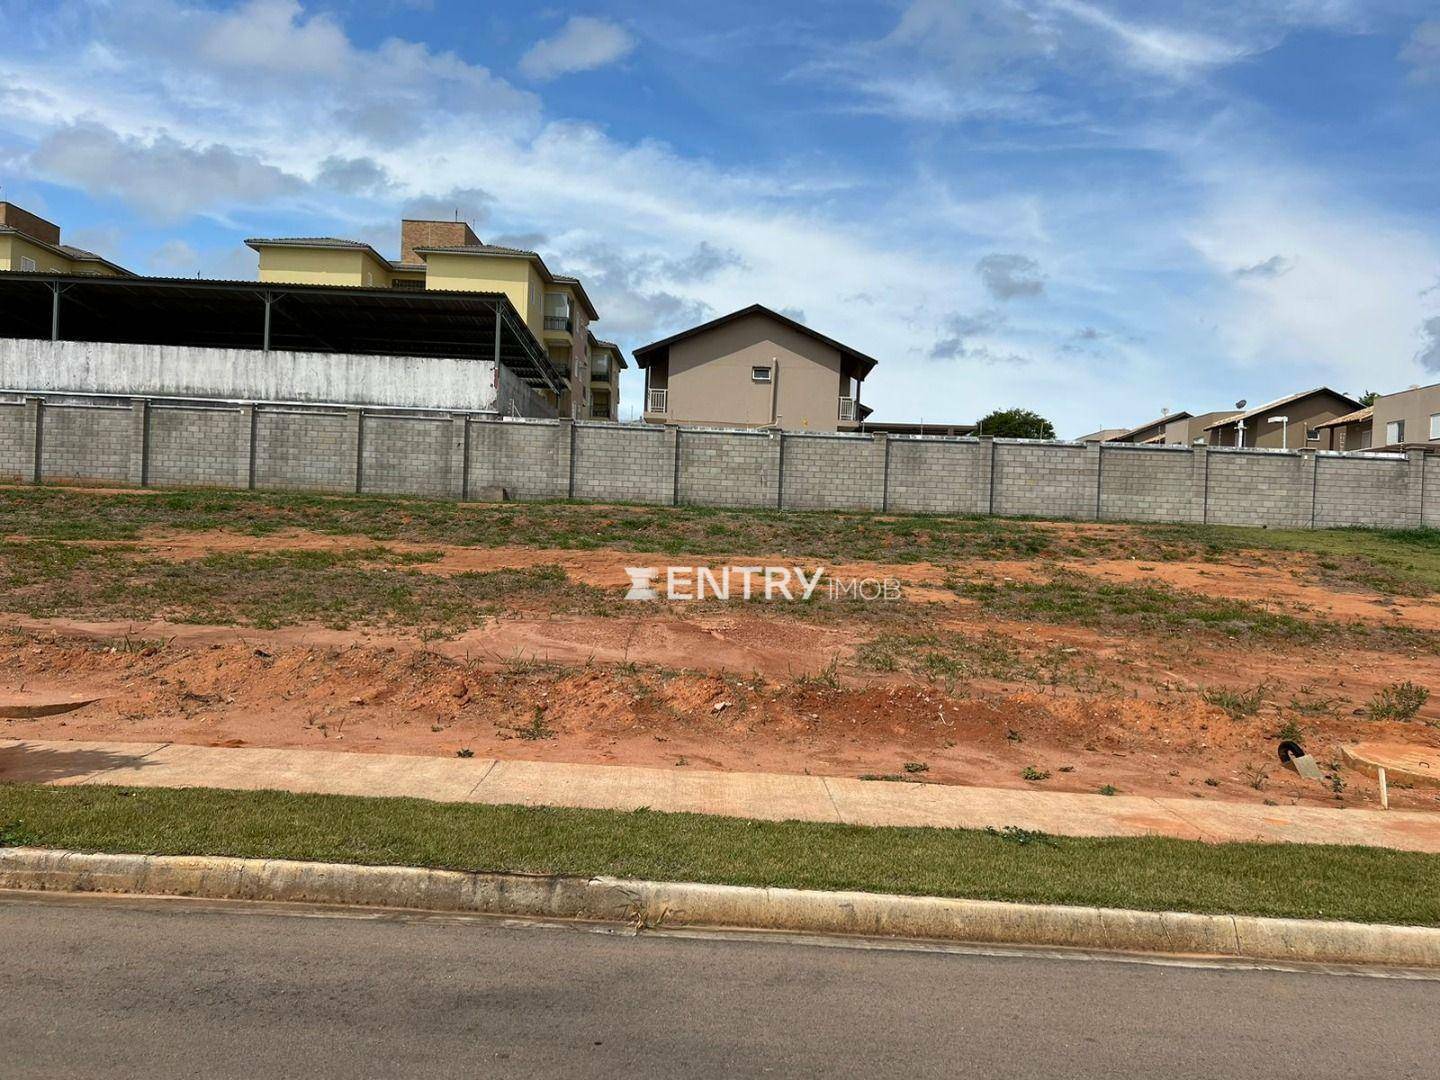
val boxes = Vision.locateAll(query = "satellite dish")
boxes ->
[1235,399,1247,409]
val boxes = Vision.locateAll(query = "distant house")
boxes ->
[0,201,131,277]
[1204,388,1362,449]
[1103,410,1233,446]
[1075,428,1127,443]
[859,421,976,436]
[1314,406,1373,451]
[633,304,877,431]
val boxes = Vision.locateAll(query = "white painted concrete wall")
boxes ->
[0,338,540,414]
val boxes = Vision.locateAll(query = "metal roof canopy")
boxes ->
[0,272,564,394]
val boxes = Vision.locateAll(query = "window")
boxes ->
[1304,426,1319,442]
[1430,413,1440,441]
[1386,420,1405,445]
[592,354,611,380]
[751,366,772,383]
[19,256,36,272]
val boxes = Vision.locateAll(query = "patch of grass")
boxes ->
[854,630,1031,685]
[954,571,1320,642]
[1367,681,1431,723]
[0,541,614,631]
[0,488,1061,564]
[1021,766,1051,782]
[1275,719,1305,743]
[1202,683,1269,720]
[1097,785,1119,797]
[4,783,1439,925]
[1136,524,1440,597]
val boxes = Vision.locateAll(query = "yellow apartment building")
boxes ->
[0,202,132,276]
[247,220,604,419]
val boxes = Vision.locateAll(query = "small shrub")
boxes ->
[1021,765,1050,782]
[1202,683,1268,720]
[1097,784,1118,796]
[903,761,929,774]
[1274,719,1304,743]
[1367,681,1430,723]
[456,748,474,758]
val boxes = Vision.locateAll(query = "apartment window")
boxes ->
[19,256,36,272]
[751,366,772,383]
[1430,413,1440,441]
[592,355,611,380]
[1386,420,1405,445]
[1304,426,1319,442]
[544,293,572,332]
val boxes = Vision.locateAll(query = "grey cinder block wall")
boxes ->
[0,392,1433,531]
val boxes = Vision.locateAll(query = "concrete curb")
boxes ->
[3,847,1438,968]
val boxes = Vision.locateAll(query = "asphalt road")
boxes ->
[3,892,1437,1079]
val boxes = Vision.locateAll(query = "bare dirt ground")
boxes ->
[5,517,1440,812]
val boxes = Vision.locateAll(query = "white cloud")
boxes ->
[198,0,349,75]
[28,122,304,222]
[519,16,636,82]
[1401,20,1440,83]
[1049,0,1251,75]
[976,253,1046,299]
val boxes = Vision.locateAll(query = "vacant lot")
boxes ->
[3,485,1439,810]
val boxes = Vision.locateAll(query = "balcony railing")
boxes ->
[647,388,668,414]
[838,396,857,422]
[544,315,573,333]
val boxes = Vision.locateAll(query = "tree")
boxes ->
[1358,390,1379,407]
[974,407,1056,440]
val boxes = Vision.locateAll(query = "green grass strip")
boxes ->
[3,783,1439,926]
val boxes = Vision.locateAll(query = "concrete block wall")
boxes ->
[678,430,780,508]
[1426,456,1440,529]
[573,423,674,505]
[253,409,354,493]
[38,402,132,483]
[993,441,1097,520]
[361,414,455,499]
[468,420,570,501]
[1314,454,1411,529]
[146,406,249,489]
[1206,451,1313,528]
[885,437,988,515]
[0,401,28,480]
[780,433,886,511]
[1098,446,1201,524]
[5,392,1440,533]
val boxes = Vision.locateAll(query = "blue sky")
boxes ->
[2,0,1439,434]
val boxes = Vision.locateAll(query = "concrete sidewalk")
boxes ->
[4,738,1439,852]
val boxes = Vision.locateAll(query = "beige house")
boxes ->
[247,220,600,419]
[1106,409,1233,446]
[587,335,626,420]
[633,305,876,431]
[1204,388,1361,449]
[0,202,131,276]
[1368,383,1440,450]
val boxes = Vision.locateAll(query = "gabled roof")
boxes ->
[415,245,599,320]
[1203,387,1362,431]
[245,235,601,320]
[1313,405,1374,429]
[246,236,392,267]
[1112,410,1192,442]
[587,332,629,368]
[1,225,134,276]
[631,304,879,378]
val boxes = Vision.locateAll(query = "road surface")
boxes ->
[3,892,1436,1078]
